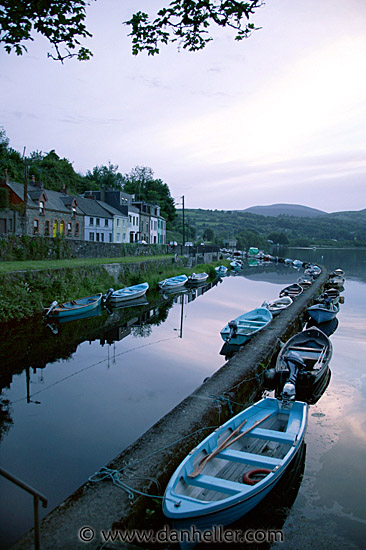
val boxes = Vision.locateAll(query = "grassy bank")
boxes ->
[0,258,229,323]
[0,254,173,274]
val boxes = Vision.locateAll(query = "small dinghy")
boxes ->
[163,397,308,532]
[158,274,188,290]
[262,296,293,316]
[45,293,102,318]
[104,282,149,303]
[307,300,339,324]
[275,326,332,389]
[187,272,209,285]
[279,283,303,298]
[297,276,313,287]
[220,307,272,345]
[215,265,228,275]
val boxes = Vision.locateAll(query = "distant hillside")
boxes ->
[176,207,366,248]
[241,204,326,217]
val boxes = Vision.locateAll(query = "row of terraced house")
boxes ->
[0,178,166,244]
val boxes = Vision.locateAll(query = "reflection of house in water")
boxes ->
[99,305,164,346]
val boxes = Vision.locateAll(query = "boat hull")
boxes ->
[108,283,149,302]
[164,398,308,532]
[307,304,338,324]
[220,307,272,345]
[275,326,332,389]
[47,293,102,318]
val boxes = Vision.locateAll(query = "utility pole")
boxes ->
[23,147,28,236]
[182,195,185,245]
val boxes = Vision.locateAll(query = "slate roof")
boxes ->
[74,196,113,218]
[5,181,84,215]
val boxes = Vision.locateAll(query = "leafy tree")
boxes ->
[28,150,84,193]
[1,0,263,61]
[0,0,93,62]
[0,128,24,182]
[203,227,214,241]
[123,166,176,224]
[85,163,125,190]
[267,231,289,245]
[125,0,263,56]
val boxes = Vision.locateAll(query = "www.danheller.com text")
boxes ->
[78,525,284,544]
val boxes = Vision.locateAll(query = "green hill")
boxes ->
[176,207,366,249]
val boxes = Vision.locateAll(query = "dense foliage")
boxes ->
[177,208,366,248]
[0,0,93,61]
[1,0,262,61]
[125,0,262,56]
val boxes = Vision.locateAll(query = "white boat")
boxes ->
[158,274,188,290]
[220,307,272,345]
[163,397,308,532]
[297,276,313,287]
[262,296,293,316]
[104,282,149,303]
[187,272,209,285]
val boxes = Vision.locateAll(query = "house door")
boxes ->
[53,221,58,237]
[60,221,65,235]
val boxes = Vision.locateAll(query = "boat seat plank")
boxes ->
[249,427,296,444]
[288,346,322,353]
[217,449,282,468]
[186,474,250,495]
[237,321,266,326]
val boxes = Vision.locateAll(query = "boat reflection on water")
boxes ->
[292,369,332,405]
[306,317,339,337]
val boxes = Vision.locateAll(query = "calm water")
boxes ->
[0,248,365,549]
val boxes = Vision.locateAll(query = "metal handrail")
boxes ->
[0,467,48,550]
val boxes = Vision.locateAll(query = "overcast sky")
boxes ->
[1,0,366,213]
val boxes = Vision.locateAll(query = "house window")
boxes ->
[67,222,72,236]
[39,201,45,215]
[72,206,76,219]
[123,233,126,241]
[33,219,39,234]
[109,233,112,242]
[96,218,100,226]
[105,219,108,227]
[44,220,50,236]
[75,223,80,237]
[117,233,121,242]
[117,219,120,227]
[90,217,94,226]
[96,233,100,242]
[89,232,94,241]
[101,233,104,242]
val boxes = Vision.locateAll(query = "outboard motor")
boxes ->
[281,351,307,401]
[227,320,238,341]
[45,300,58,317]
[103,288,114,303]
[282,381,296,401]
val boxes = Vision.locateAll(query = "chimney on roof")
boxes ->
[61,183,68,195]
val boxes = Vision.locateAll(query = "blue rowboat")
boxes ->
[215,265,228,275]
[307,301,339,324]
[163,397,308,532]
[158,274,188,290]
[220,307,272,345]
[105,282,149,303]
[45,293,102,318]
